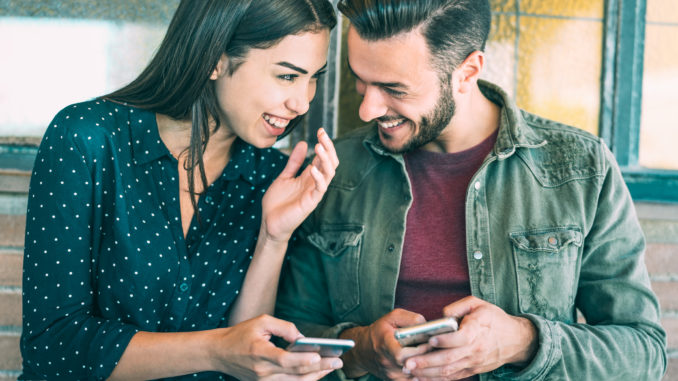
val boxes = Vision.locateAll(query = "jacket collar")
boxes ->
[362,79,546,159]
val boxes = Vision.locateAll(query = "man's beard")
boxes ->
[381,80,456,154]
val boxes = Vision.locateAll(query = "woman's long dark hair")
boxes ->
[105,0,336,214]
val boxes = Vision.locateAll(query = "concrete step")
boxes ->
[0,327,21,372]
[0,289,21,327]
[0,249,22,288]
[0,215,25,249]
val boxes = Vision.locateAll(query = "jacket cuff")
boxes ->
[491,314,561,380]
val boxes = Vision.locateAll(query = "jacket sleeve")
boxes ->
[20,110,138,380]
[493,144,667,381]
[276,218,359,339]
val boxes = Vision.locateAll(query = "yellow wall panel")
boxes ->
[482,15,517,96]
[640,25,678,170]
[522,0,604,18]
[517,17,603,135]
[490,0,515,13]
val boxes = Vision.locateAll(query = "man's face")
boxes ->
[347,26,455,153]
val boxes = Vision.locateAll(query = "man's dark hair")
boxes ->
[338,0,490,75]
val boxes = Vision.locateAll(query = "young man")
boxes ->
[276,1,667,380]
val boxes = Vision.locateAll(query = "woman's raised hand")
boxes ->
[261,128,339,242]
[212,315,342,380]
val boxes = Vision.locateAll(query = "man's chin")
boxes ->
[379,139,411,154]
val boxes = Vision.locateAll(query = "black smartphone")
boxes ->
[394,317,459,346]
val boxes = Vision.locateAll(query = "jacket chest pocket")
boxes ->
[510,227,583,322]
[307,224,364,319]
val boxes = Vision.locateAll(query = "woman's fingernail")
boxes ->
[430,337,438,346]
[332,359,342,368]
[402,366,411,375]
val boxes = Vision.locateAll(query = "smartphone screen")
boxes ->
[394,317,459,346]
[287,337,355,357]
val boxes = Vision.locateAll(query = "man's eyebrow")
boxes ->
[347,61,408,89]
[276,61,308,74]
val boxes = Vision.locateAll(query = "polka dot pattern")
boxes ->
[20,99,287,380]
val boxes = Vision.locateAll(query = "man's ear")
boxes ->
[455,51,485,94]
[210,54,229,80]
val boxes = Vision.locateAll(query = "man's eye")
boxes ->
[383,88,406,97]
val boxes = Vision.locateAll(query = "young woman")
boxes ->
[20,0,339,379]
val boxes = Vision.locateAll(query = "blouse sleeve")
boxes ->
[21,107,139,380]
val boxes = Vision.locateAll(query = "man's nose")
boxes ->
[358,86,388,122]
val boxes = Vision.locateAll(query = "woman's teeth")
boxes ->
[263,114,290,129]
[377,119,405,129]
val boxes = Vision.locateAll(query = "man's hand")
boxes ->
[402,296,538,380]
[339,309,431,380]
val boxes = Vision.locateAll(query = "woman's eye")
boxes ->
[278,74,297,82]
[312,70,328,80]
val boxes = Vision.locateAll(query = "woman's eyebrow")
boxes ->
[276,61,328,75]
[276,61,308,74]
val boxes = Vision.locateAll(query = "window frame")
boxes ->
[602,0,678,202]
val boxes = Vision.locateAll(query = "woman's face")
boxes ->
[212,30,331,148]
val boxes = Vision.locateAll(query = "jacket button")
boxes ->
[474,181,481,190]
[548,236,558,246]
[388,244,395,252]
[473,250,483,260]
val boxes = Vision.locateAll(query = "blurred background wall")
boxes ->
[0,0,677,379]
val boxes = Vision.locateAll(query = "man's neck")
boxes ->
[424,85,500,154]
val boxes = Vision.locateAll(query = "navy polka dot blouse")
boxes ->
[20,99,287,380]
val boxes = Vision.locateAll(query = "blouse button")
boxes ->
[179,283,189,292]
[473,250,483,260]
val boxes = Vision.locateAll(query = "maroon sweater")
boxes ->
[395,131,497,320]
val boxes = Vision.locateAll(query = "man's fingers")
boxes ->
[404,347,472,378]
[442,295,483,319]
[390,308,427,328]
[397,342,432,364]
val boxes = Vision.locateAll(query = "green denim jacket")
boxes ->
[276,80,666,380]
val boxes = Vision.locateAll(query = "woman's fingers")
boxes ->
[317,128,339,168]
[280,141,309,179]
[309,165,328,194]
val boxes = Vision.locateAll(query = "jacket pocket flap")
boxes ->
[509,227,582,253]
[307,224,365,257]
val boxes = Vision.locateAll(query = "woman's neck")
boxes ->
[156,113,236,162]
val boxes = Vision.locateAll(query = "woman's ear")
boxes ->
[210,54,229,80]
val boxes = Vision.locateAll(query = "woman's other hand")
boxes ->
[212,315,342,380]
[261,128,339,242]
